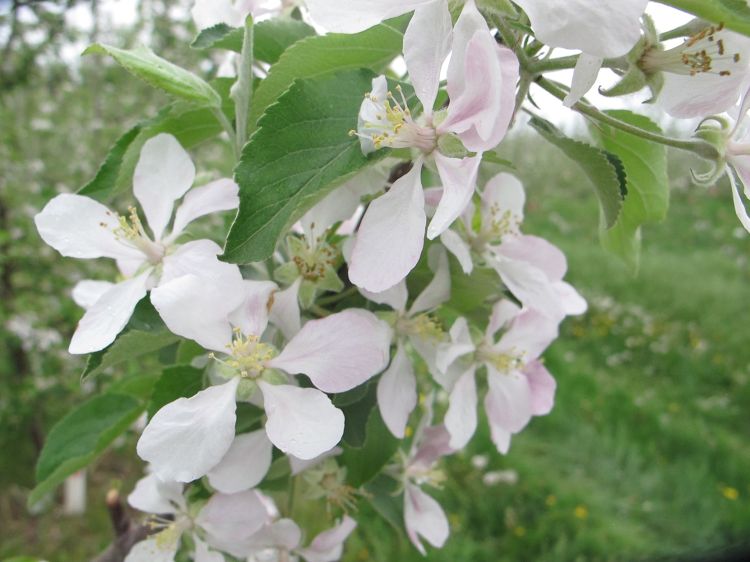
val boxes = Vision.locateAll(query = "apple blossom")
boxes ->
[34,133,239,354]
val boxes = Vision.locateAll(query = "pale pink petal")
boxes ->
[446,0,486,89]
[124,536,178,562]
[304,0,434,33]
[269,309,392,393]
[444,366,477,449]
[410,424,454,469]
[482,173,525,230]
[489,253,565,320]
[349,162,426,292]
[197,490,269,557]
[404,483,449,555]
[359,281,409,312]
[485,367,532,435]
[169,178,239,240]
[409,245,450,314]
[555,281,588,316]
[246,519,302,551]
[137,378,239,482]
[194,536,225,562]
[269,278,302,339]
[564,54,603,107]
[133,134,196,242]
[729,166,750,232]
[259,382,344,460]
[71,279,114,310]
[488,422,512,454]
[427,153,480,239]
[298,516,357,562]
[495,307,559,360]
[228,280,277,337]
[497,235,567,280]
[436,317,475,374]
[69,271,150,354]
[485,299,521,340]
[127,474,184,515]
[289,447,342,476]
[34,193,144,262]
[377,343,418,438]
[513,0,649,58]
[207,430,273,494]
[403,0,452,115]
[525,360,556,416]
[440,228,473,273]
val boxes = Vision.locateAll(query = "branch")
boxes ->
[90,490,149,562]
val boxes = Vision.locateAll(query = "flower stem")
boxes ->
[536,77,720,159]
[233,15,254,157]
[211,107,239,159]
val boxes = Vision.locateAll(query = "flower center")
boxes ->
[399,313,445,342]
[293,239,337,281]
[109,206,165,264]
[640,24,742,77]
[477,345,526,374]
[352,84,437,154]
[221,329,277,379]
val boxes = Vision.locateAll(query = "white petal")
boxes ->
[404,484,449,555]
[259,382,344,460]
[482,173,525,229]
[127,473,184,515]
[133,134,196,242]
[525,360,557,416]
[513,0,648,58]
[289,447,342,475]
[427,153,480,239]
[194,535,225,562]
[444,366,477,449]
[446,0,487,89]
[440,229,473,274]
[564,54,603,107]
[71,279,114,310]
[729,166,750,232]
[137,378,239,482]
[269,278,302,339]
[496,307,558,360]
[197,490,269,557]
[159,240,244,289]
[207,430,273,494]
[349,162,426,292]
[298,516,357,562]
[436,317,475,374]
[304,0,433,33]
[403,0,452,114]
[192,0,242,28]
[359,280,409,312]
[228,280,277,337]
[485,299,521,340]
[124,536,178,562]
[247,519,303,551]
[377,343,418,438]
[409,244,450,314]
[151,274,239,352]
[269,309,392,393]
[34,193,144,261]
[555,281,588,316]
[69,271,150,354]
[485,368,532,435]
[170,178,239,240]
[489,253,565,320]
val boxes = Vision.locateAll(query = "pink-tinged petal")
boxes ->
[289,447,342,475]
[485,367,532,435]
[34,193,144,261]
[404,483,449,555]
[269,309,392,393]
[411,424,453,469]
[486,299,521,340]
[133,134,196,242]
[127,474,184,515]
[428,153,480,239]
[496,308,559,360]
[259,382,344,460]
[71,279,114,310]
[488,422,512,455]
[349,162,426,292]
[151,274,239,352]
[403,0,452,115]
[169,178,239,240]
[304,0,433,33]
[298,516,357,562]
[360,281,409,312]
[194,536,224,562]
[436,317,475,374]
[662,71,748,119]
[269,278,302,339]
[440,229,473,274]
[444,366,477,449]
[525,360,556,416]
[207,430,273,494]
[513,0,649,58]
[489,253,565,320]
[69,271,150,354]
[410,245,450,314]
[246,519,303,551]
[564,54,603,107]
[228,280,277,337]
[137,378,239,482]
[446,0,486,88]
[729,166,750,232]
[482,172,525,234]
[124,536,178,562]
[497,234,567,280]
[555,281,588,316]
[197,490,269,557]
[377,343,418,438]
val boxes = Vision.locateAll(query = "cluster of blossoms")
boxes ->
[34,0,750,560]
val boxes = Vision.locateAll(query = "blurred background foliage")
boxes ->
[1,1,749,560]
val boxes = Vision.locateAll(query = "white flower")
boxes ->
[34,133,239,354]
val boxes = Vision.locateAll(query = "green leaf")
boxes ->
[223,69,392,263]
[109,373,159,400]
[340,381,378,447]
[82,329,180,381]
[29,393,143,507]
[191,18,316,63]
[529,115,624,230]
[148,365,205,418]
[340,407,399,488]
[591,110,669,271]
[656,0,750,37]
[84,44,221,107]
[78,125,142,198]
[365,475,404,532]
[248,15,408,132]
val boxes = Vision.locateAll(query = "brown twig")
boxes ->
[90,490,149,562]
